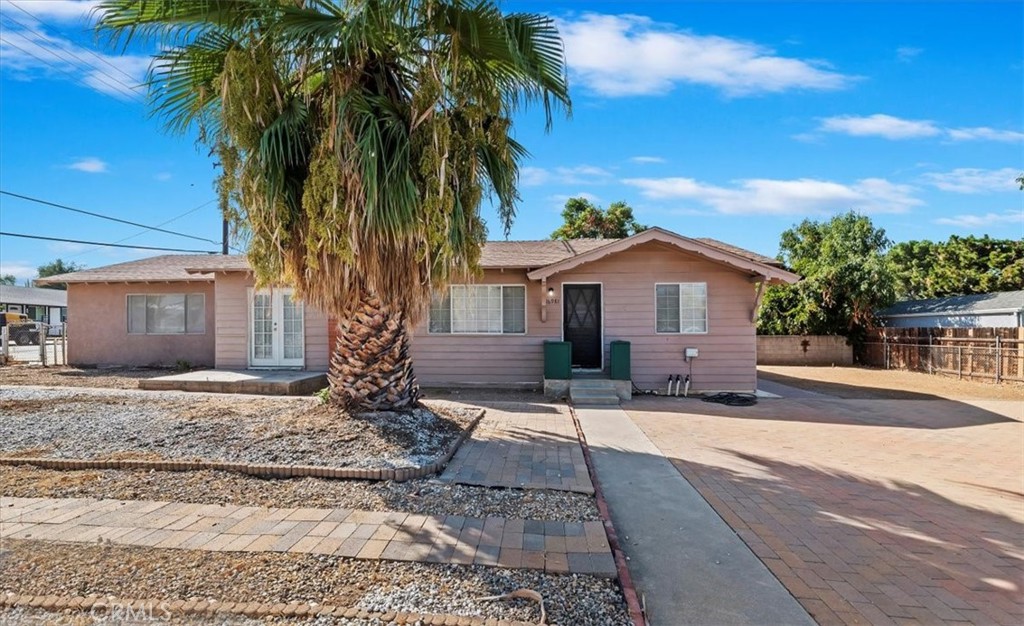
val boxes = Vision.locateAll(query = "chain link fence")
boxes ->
[864,335,1024,384]
[1,324,67,366]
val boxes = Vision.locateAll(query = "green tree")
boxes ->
[35,259,84,290]
[757,212,894,356]
[551,197,646,239]
[0,274,16,286]
[98,0,570,410]
[888,236,1024,299]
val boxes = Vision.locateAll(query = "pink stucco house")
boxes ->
[39,228,798,392]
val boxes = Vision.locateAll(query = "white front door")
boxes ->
[250,289,305,368]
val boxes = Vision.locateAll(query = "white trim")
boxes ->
[561,282,604,371]
[427,283,529,335]
[654,282,709,335]
[247,287,305,368]
[882,308,1024,319]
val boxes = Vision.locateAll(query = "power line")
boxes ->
[67,198,225,259]
[0,190,223,246]
[6,1,139,83]
[0,14,144,102]
[0,232,217,254]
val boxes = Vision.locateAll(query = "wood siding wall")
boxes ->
[410,241,760,391]
[66,282,216,367]
[213,273,330,371]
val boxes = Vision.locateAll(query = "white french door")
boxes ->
[250,288,305,367]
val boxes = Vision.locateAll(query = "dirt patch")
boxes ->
[0,365,169,389]
[759,365,1024,401]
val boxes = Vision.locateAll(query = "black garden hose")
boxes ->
[701,392,758,407]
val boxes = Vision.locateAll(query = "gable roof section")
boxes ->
[0,284,68,307]
[525,227,800,284]
[878,290,1024,317]
[35,255,219,284]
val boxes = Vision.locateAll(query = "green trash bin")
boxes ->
[544,341,572,380]
[609,340,631,380]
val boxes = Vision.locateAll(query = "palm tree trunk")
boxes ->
[328,292,420,411]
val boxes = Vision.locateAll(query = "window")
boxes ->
[429,285,526,334]
[127,294,206,334]
[656,283,707,333]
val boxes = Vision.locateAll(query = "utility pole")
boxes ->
[222,218,229,255]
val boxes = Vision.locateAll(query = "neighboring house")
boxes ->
[0,284,67,328]
[876,290,1024,329]
[39,227,798,391]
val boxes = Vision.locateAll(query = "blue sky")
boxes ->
[1,0,1021,282]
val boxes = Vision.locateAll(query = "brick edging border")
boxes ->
[0,409,485,483]
[0,592,535,625]
[568,403,647,626]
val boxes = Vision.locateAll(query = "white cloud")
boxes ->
[519,164,613,187]
[559,13,854,97]
[630,156,665,164]
[0,260,37,281]
[67,157,107,173]
[934,210,1023,229]
[896,46,922,62]
[920,167,1020,194]
[622,176,921,215]
[0,11,148,100]
[818,114,941,139]
[155,172,173,182]
[813,114,1023,143]
[947,127,1024,143]
[2,0,100,21]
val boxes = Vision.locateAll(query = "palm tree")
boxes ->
[97,0,570,410]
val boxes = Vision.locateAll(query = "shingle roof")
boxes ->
[878,290,1024,317]
[0,284,68,307]
[34,234,785,283]
[35,255,219,284]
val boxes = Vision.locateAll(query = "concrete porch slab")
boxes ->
[138,369,327,396]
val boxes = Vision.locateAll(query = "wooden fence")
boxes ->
[863,327,1024,384]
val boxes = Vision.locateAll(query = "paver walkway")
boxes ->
[441,401,593,493]
[626,396,1024,625]
[0,496,615,577]
[575,405,814,626]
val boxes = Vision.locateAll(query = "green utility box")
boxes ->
[544,341,572,380]
[609,340,631,380]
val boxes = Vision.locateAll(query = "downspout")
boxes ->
[750,279,766,323]
[541,277,548,323]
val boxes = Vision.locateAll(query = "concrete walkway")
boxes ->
[0,496,615,576]
[574,406,813,626]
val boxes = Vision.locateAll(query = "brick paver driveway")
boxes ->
[624,393,1023,625]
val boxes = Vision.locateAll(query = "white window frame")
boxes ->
[428,284,528,335]
[654,282,708,335]
[126,293,206,335]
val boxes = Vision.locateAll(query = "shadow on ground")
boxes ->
[623,394,1018,429]
[666,448,1024,624]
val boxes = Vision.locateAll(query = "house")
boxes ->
[0,284,67,328]
[876,290,1024,329]
[38,228,798,392]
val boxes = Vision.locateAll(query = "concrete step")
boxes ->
[570,379,618,390]
[571,389,620,405]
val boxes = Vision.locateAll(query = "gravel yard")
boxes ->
[0,387,478,469]
[0,466,599,522]
[0,540,630,626]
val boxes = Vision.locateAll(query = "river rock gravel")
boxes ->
[0,540,630,626]
[0,466,600,522]
[0,387,478,469]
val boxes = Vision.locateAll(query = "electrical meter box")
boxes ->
[684,347,699,359]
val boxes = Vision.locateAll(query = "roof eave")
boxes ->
[526,227,801,284]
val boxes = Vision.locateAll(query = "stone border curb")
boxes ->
[568,403,647,626]
[0,409,485,483]
[0,592,536,625]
